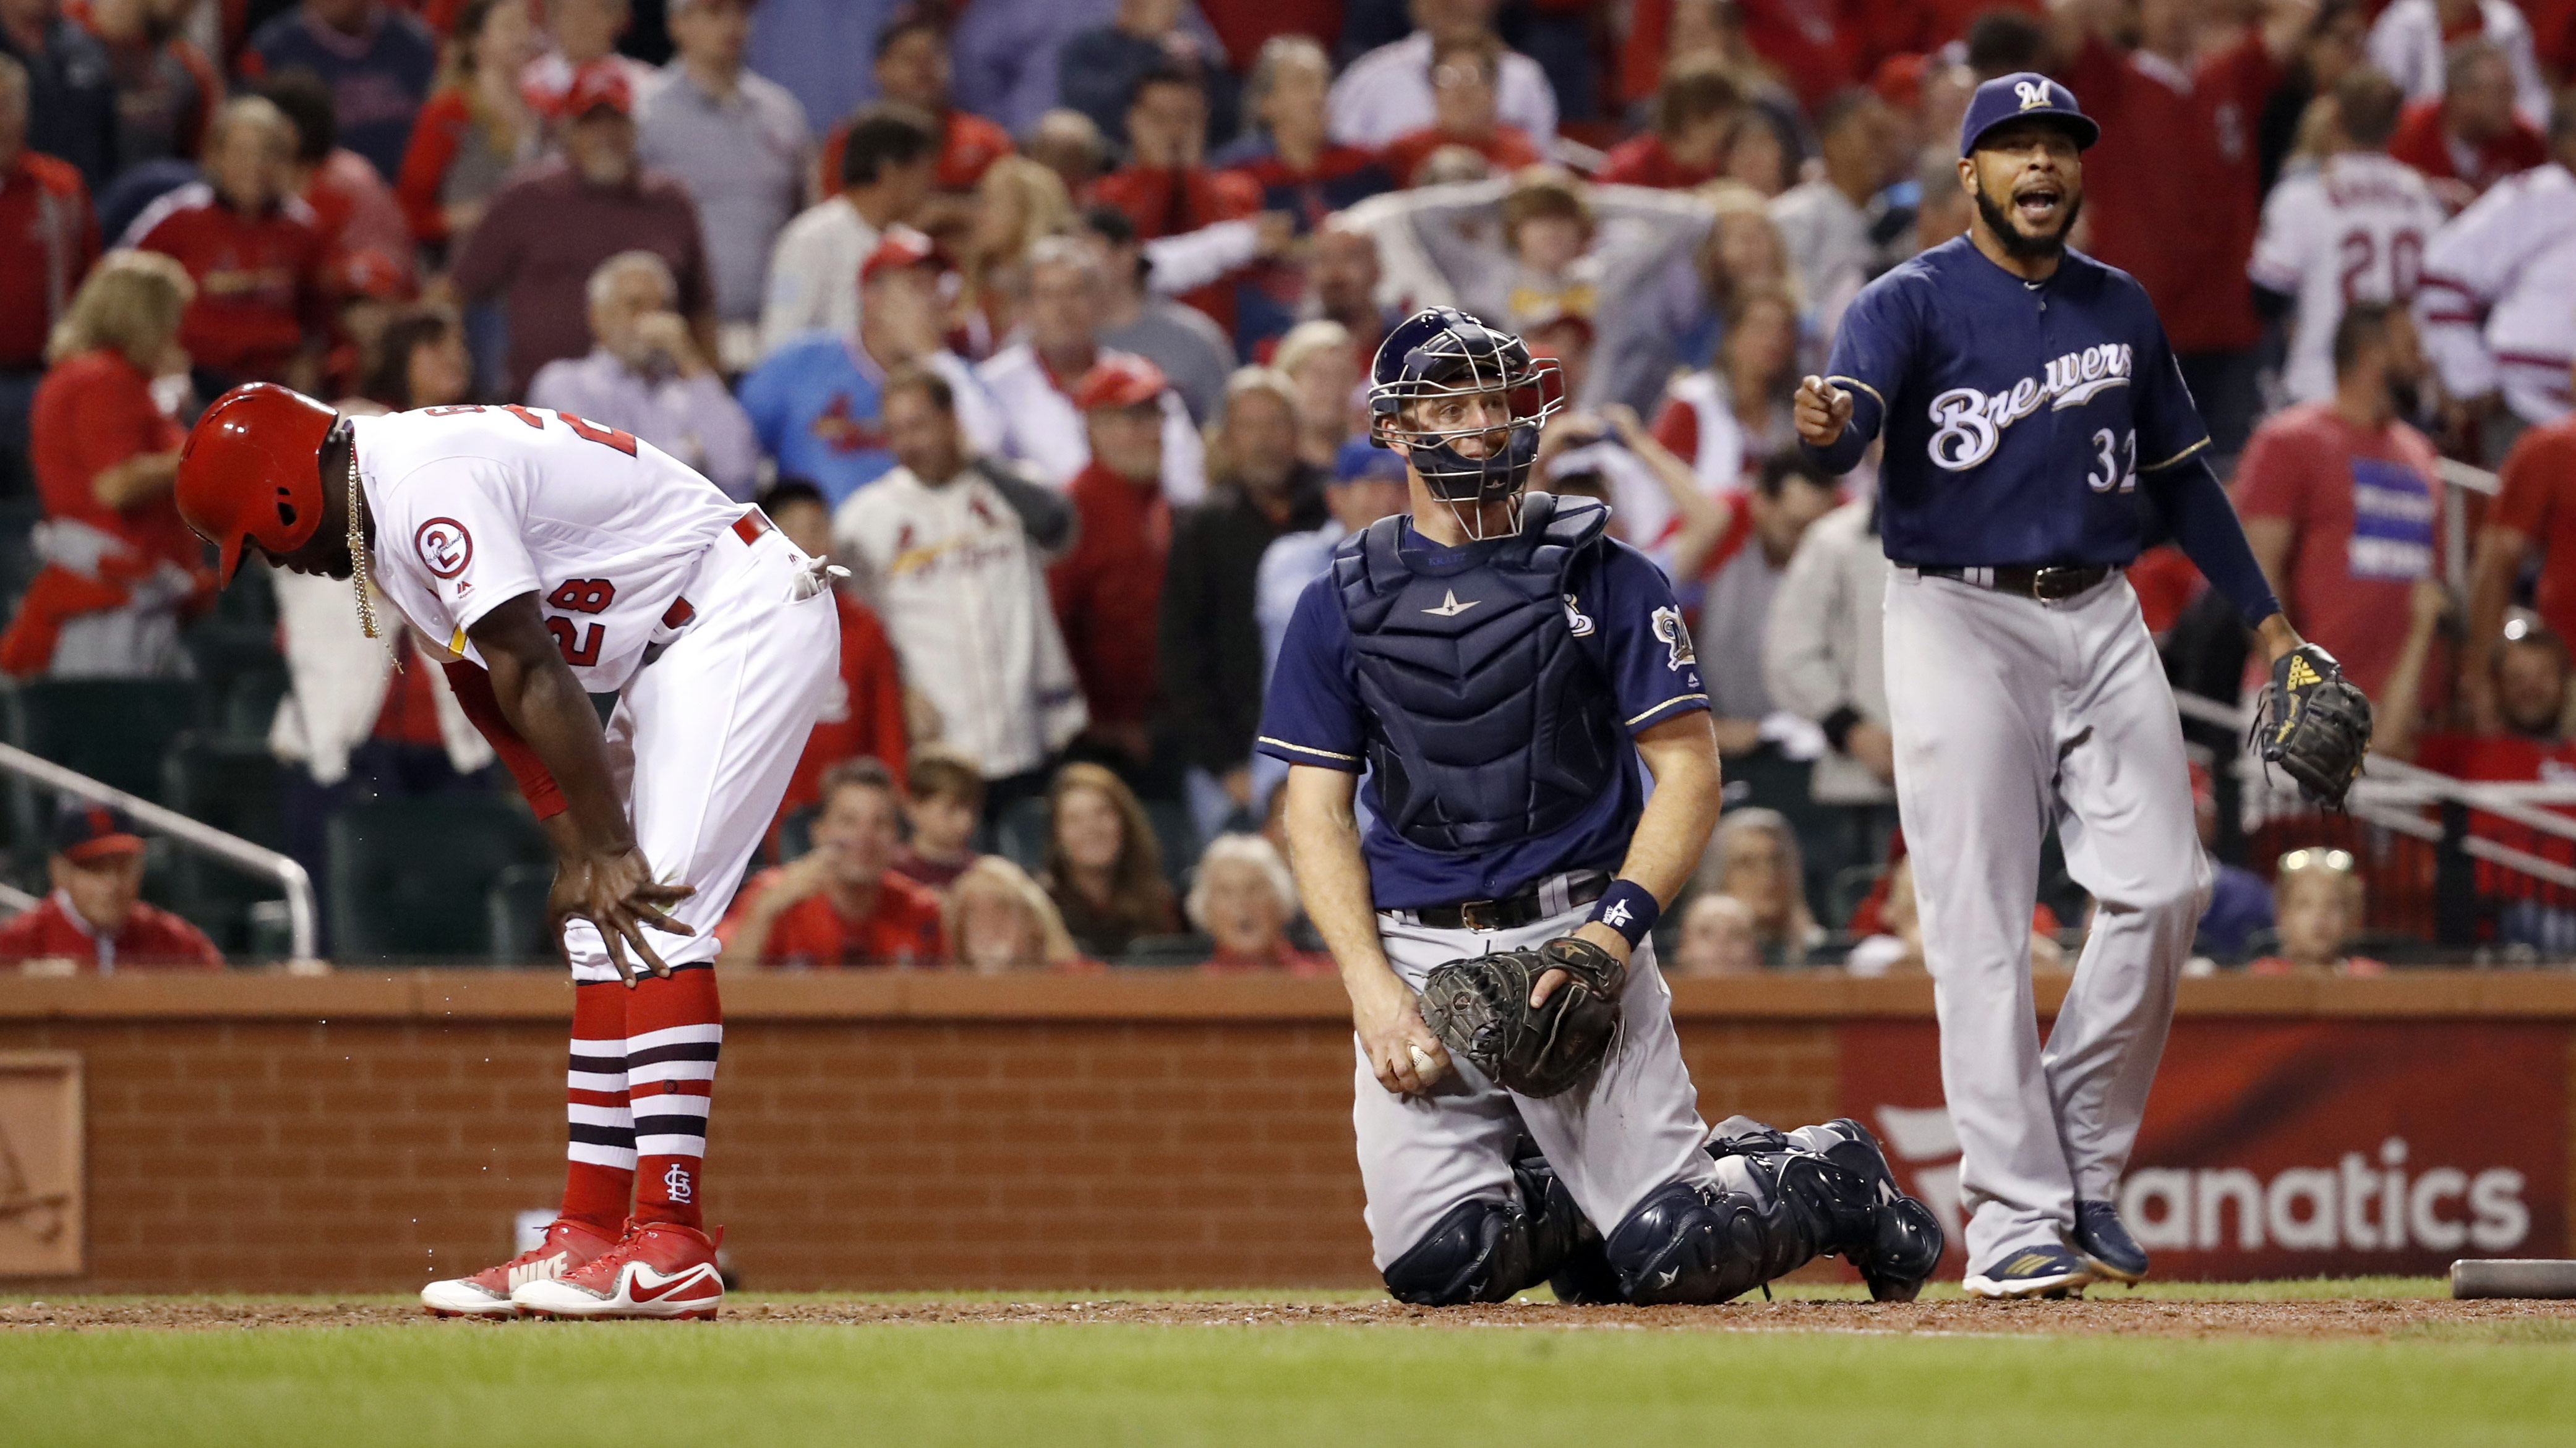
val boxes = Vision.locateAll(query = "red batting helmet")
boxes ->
[176,383,338,587]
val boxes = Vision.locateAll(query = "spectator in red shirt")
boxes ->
[263,69,416,302]
[1187,832,1326,974]
[2384,36,2548,207]
[869,6,1012,194]
[1051,355,1174,773]
[2405,606,2576,949]
[448,61,716,395]
[125,95,332,391]
[761,480,910,825]
[2236,302,2446,707]
[1379,35,1543,187]
[2052,0,2298,460]
[2466,375,2576,720]
[1092,61,1259,241]
[1039,760,1179,960]
[895,744,985,893]
[392,0,542,255]
[1597,56,1742,190]
[0,802,222,973]
[2,250,203,679]
[2246,847,2387,976]
[944,854,1091,972]
[0,52,97,492]
[717,757,946,969]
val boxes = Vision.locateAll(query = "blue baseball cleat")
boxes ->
[2070,1199,2149,1284]
[1962,1244,2092,1300]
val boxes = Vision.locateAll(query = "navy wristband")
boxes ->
[1588,880,1661,948]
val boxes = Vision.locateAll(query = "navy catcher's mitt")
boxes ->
[1419,937,1625,1098]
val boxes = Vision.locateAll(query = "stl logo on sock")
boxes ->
[664,1164,693,1203]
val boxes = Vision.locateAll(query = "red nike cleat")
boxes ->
[510,1219,725,1320]
[421,1218,620,1318]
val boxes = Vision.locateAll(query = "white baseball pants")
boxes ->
[559,527,839,984]
[1354,895,1719,1269]
[1881,568,2210,1275]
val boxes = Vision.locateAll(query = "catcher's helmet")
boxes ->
[176,383,341,586]
[1368,307,1564,505]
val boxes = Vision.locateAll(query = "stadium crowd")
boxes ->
[5,0,2576,974]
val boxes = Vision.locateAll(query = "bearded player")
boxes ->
[1260,308,1943,1306]
[1794,76,2365,1298]
[176,386,838,1319]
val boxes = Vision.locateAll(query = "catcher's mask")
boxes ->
[1367,307,1564,538]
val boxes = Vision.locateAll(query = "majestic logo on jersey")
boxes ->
[1651,605,1696,671]
[1925,343,2134,471]
[2014,80,2049,110]
[414,517,473,578]
[1563,593,1595,636]
[1423,589,1480,617]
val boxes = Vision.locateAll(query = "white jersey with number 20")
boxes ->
[351,404,748,692]
[2249,151,2447,405]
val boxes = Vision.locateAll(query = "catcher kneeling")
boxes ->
[1260,309,1944,1306]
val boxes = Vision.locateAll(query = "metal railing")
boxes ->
[0,740,317,961]
[2175,690,2576,948]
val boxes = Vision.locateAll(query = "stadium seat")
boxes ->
[181,620,289,747]
[486,861,556,965]
[160,733,287,957]
[328,796,549,965]
[0,678,200,857]
[1122,932,1213,968]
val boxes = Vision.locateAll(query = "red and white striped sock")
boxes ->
[625,966,721,1230]
[559,981,633,1237]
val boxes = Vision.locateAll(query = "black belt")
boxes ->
[1405,872,1610,932]
[1920,564,2113,602]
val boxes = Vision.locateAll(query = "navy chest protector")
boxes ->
[1332,493,1623,854]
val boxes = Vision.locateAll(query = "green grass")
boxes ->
[0,1283,2564,1448]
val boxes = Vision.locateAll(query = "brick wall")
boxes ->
[0,973,2565,1294]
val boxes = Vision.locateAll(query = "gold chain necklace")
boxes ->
[346,435,380,640]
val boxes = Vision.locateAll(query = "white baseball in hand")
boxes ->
[1409,1044,1445,1084]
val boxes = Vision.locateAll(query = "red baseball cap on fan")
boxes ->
[1071,355,1168,411]
[562,61,634,119]
[858,225,940,287]
[51,801,145,863]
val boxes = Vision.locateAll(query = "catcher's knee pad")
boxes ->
[1601,1178,1797,1305]
[1510,1146,1620,1304]
[1382,1197,1533,1306]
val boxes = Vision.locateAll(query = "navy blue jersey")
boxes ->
[1808,237,2210,568]
[1256,522,1709,910]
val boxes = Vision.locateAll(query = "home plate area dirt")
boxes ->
[7,1294,2575,1339]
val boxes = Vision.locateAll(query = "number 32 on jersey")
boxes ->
[2087,428,2137,493]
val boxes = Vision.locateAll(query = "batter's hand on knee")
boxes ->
[554,846,698,987]
[1793,376,1851,446]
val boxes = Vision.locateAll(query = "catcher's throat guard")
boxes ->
[1367,307,1565,508]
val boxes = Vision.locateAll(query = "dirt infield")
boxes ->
[7,1294,2574,1339]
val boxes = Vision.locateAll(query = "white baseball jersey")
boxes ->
[2249,152,2447,404]
[351,404,748,692]
[2416,162,2576,426]
[973,342,1207,505]
[833,461,1087,779]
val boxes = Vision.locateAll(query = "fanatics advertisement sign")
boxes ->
[1839,1020,2566,1280]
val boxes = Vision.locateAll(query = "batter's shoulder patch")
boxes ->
[1651,604,1697,671]
[414,517,473,579]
